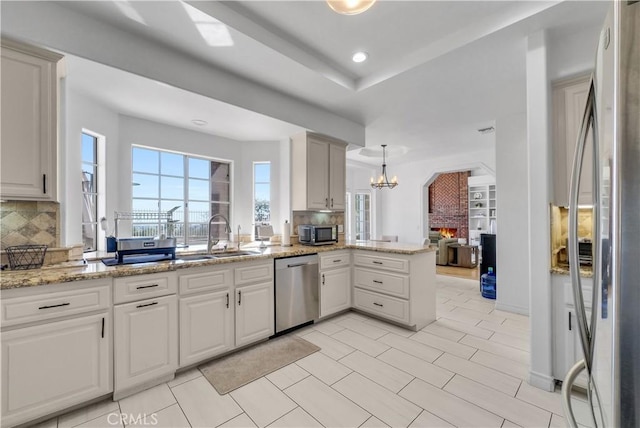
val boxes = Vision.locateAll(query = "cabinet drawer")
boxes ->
[320,251,350,270]
[235,262,273,286]
[353,288,410,325]
[354,268,409,299]
[114,272,177,304]
[179,267,233,296]
[353,253,409,273]
[1,281,110,328]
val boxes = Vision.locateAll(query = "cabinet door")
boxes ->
[1,313,110,427]
[179,289,234,367]
[0,44,59,200]
[320,267,351,318]
[328,143,346,210]
[563,307,590,388]
[306,138,329,210]
[114,295,177,394]
[235,281,274,347]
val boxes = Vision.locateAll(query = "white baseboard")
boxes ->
[528,371,556,391]
[495,301,529,315]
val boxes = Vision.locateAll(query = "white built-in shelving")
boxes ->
[468,176,496,247]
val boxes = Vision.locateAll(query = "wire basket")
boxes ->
[6,245,48,270]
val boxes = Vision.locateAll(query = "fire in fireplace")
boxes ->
[432,228,457,238]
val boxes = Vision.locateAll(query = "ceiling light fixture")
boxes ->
[370,145,398,189]
[326,0,376,15]
[192,119,208,126]
[352,51,368,63]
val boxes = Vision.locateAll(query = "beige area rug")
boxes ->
[198,335,320,394]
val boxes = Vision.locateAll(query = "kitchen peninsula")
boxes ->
[0,242,435,428]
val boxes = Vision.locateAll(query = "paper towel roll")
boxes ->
[282,220,292,247]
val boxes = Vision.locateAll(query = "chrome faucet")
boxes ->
[207,214,232,254]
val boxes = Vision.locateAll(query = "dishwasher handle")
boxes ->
[287,262,312,268]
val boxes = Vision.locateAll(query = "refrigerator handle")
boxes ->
[568,78,596,373]
[562,359,586,428]
[588,78,601,368]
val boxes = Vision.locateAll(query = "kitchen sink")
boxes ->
[176,254,216,261]
[211,250,262,258]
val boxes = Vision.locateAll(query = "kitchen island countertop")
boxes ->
[1,241,435,290]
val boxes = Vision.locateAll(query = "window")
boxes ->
[131,146,231,245]
[82,133,99,251]
[354,192,371,241]
[253,162,270,223]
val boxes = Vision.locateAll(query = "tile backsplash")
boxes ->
[292,211,344,235]
[0,201,60,249]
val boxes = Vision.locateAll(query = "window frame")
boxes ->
[81,132,99,252]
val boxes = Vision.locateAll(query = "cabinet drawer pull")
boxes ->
[226,293,229,308]
[38,302,70,310]
[136,301,158,309]
[238,290,242,306]
[331,198,334,208]
[373,261,383,265]
[373,302,384,307]
[322,274,325,285]
[373,280,383,284]
[325,198,329,208]
[333,259,342,263]
[136,284,159,290]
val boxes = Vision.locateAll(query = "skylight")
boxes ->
[181,2,234,47]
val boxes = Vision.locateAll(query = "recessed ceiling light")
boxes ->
[352,51,368,63]
[192,119,208,126]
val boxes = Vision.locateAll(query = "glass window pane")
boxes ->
[82,223,96,251]
[255,200,270,222]
[211,181,230,202]
[160,201,183,218]
[82,194,97,223]
[133,174,159,198]
[189,157,209,179]
[254,183,270,202]
[160,176,184,200]
[82,167,96,194]
[254,163,270,183]
[82,134,95,164]
[188,201,209,220]
[211,162,229,182]
[161,152,184,176]
[132,147,159,173]
[188,178,209,201]
[132,198,159,212]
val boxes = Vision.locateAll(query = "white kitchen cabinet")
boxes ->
[352,251,435,330]
[552,274,593,388]
[0,280,112,428]
[291,132,347,211]
[234,261,274,347]
[0,39,62,201]
[319,251,351,318]
[178,266,234,367]
[114,294,178,399]
[552,73,593,206]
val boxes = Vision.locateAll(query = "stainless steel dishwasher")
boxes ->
[274,254,319,334]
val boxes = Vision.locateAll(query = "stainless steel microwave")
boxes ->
[298,224,337,245]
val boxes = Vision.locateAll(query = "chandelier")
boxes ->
[370,145,398,189]
[326,0,376,15]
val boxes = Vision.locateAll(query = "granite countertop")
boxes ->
[0,241,434,290]
[550,264,594,278]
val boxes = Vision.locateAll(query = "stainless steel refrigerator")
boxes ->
[562,1,639,427]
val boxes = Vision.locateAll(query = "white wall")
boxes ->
[63,88,120,248]
[376,149,496,245]
[63,91,288,246]
[548,23,603,81]
[346,161,378,240]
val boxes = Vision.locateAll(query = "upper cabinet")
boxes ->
[291,132,347,211]
[552,74,592,207]
[1,39,62,201]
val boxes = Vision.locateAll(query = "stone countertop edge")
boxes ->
[0,242,435,290]
[550,266,594,278]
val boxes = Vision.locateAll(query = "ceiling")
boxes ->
[54,0,608,165]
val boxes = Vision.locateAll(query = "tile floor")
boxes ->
[36,275,593,428]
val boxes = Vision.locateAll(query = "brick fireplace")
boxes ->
[428,171,469,240]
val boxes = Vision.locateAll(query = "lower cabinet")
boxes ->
[235,281,274,347]
[114,294,178,398]
[320,267,351,318]
[1,313,111,428]
[179,288,233,367]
